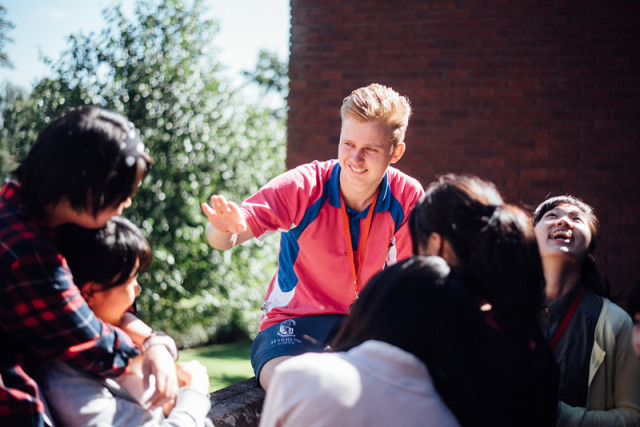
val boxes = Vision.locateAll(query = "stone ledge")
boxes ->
[207,378,265,427]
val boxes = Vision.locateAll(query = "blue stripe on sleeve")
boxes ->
[276,182,331,293]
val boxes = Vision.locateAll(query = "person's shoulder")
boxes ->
[602,298,633,328]
[291,160,336,176]
[0,202,53,264]
[386,166,424,203]
[275,351,349,378]
[594,297,634,341]
[386,166,422,188]
[274,351,360,394]
[268,160,335,186]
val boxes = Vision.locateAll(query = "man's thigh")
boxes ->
[250,314,345,381]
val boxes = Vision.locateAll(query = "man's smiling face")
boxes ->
[337,117,403,198]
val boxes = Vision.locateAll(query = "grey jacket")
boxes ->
[42,360,213,427]
[558,298,640,426]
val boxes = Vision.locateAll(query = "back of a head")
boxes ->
[340,83,412,147]
[15,106,152,217]
[409,174,544,336]
[55,216,151,290]
[332,255,452,359]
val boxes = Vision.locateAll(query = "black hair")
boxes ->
[532,195,612,299]
[408,174,545,338]
[332,255,455,357]
[14,106,152,217]
[55,216,151,290]
[331,255,481,424]
[627,279,640,317]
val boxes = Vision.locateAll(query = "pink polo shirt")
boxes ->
[240,160,424,330]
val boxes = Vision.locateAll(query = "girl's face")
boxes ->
[84,259,141,325]
[633,314,640,359]
[534,203,593,264]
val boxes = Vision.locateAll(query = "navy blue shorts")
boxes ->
[250,314,346,380]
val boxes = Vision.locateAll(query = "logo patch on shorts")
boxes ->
[277,319,296,338]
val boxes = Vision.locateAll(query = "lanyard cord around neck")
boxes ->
[339,189,380,299]
[550,287,585,351]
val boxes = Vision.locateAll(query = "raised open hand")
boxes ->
[201,194,247,234]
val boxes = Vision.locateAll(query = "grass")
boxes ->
[178,340,254,392]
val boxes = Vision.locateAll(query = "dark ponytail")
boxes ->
[468,204,544,336]
[410,174,544,338]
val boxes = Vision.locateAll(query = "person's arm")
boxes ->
[120,311,154,346]
[5,237,138,376]
[557,401,640,426]
[159,361,212,426]
[120,313,179,409]
[390,179,424,263]
[390,221,414,264]
[201,195,255,250]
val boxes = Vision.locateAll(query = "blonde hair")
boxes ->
[340,83,412,147]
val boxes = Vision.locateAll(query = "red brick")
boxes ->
[288,0,640,289]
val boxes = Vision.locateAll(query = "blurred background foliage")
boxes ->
[0,0,288,347]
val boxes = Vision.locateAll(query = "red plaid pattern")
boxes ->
[0,181,140,426]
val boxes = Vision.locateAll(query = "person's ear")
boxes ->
[420,232,444,256]
[80,282,101,306]
[390,142,406,164]
[441,240,460,266]
[421,232,460,266]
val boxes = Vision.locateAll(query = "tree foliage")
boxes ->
[0,0,287,347]
[0,3,14,68]
[242,49,289,97]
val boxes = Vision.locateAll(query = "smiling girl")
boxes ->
[533,195,640,425]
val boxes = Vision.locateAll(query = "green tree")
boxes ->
[0,2,16,176]
[0,3,13,69]
[242,49,289,120]
[1,0,286,347]
[0,81,28,178]
[243,49,289,96]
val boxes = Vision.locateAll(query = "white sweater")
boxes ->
[260,340,460,427]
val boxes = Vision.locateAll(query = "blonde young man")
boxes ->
[201,83,424,389]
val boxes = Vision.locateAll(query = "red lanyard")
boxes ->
[550,287,585,351]
[340,189,379,299]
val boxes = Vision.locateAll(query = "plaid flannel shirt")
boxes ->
[0,181,140,426]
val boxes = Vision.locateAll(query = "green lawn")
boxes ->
[178,341,254,392]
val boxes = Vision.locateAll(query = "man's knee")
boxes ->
[258,355,292,390]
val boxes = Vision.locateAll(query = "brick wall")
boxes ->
[287,0,640,298]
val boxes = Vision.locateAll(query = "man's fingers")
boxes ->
[201,202,216,217]
[201,202,212,215]
[231,223,247,234]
